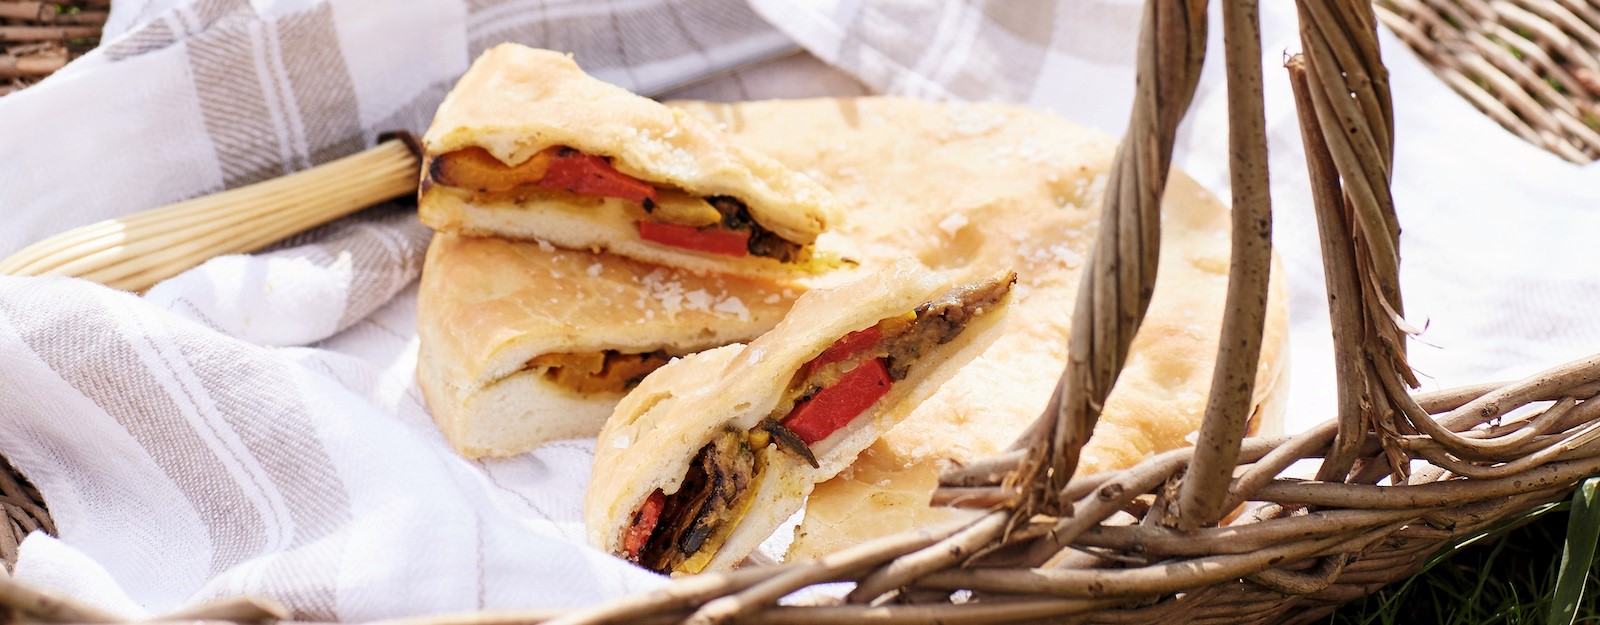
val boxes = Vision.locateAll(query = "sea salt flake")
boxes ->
[1049,245,1083,268]
[1087,174,1108,200]
[586,263,603,277]
[640,268,691,317]
[537,239,555,253]
[715,296,750,320]
[938,213,969,236]
[947,104,1005,137]
[684,289,712,311]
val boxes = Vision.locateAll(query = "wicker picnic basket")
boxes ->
[7,0,1600,623]
[0,0,105,96]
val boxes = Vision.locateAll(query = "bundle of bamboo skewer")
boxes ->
[0,0,106,96]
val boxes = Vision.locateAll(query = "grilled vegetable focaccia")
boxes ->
[585,260,1015,575]
[669,98,1290,561]
[415,233,797,458]
[419,44,843,280]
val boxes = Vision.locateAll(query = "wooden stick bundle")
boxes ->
[0,48,63,77]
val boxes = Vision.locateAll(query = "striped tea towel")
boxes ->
[0,0,799,619]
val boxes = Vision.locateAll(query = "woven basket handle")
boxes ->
[1290,0,1426,484]
[1170,0,1277,531]
[1293,0,1538,481]
[1009,0,1210,523]
[1014,0,1404,530]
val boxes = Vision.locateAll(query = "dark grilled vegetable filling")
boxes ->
[617,273,1016,573]
[525,350,673,395]
[704,196,805,263]
[630,430,761,574]
[769,272,1018,439]
[428,146,806,262]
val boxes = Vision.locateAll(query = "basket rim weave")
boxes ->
[0,0,107,97]
[1375,0,1600,163]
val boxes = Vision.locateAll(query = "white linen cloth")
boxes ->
[1,0,1597,619]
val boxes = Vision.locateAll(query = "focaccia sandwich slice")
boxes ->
[585,260,1015,575]
[416,232,796,458]
[420,44,843,280]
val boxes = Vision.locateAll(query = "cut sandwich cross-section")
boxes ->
[430,146,805,261]
[419,44,842,279]
[415,233,797,459]
[588,261,1016,576]
[526,350,675,396]
[431,146,658,205]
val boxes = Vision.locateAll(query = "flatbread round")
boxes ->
[670,97,1289,560]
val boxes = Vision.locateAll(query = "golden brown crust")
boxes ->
[420,44,842,270]
[667,97,1290,561]
[415,232,796,457]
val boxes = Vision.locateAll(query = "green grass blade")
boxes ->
[1547,477,1600,625]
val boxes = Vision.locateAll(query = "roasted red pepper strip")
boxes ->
[538,149,659,205]
[638,222,751,257]
[623,490,667,560]
[782,358,892,445]
[807,326,882,374]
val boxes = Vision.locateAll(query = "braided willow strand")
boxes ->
[0,577,121,623]
[917,531,1372,598]
[1294,0,1600,474]
[1294,0,1420,477]
[1011,0,1209,523]
[1172,0,1275,531]
[935,378,1556,496]
[1289,50,1371,482]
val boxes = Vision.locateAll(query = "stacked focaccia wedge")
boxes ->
[415,233,795,458]
[415,44,842,457]
[420,44,842,280]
